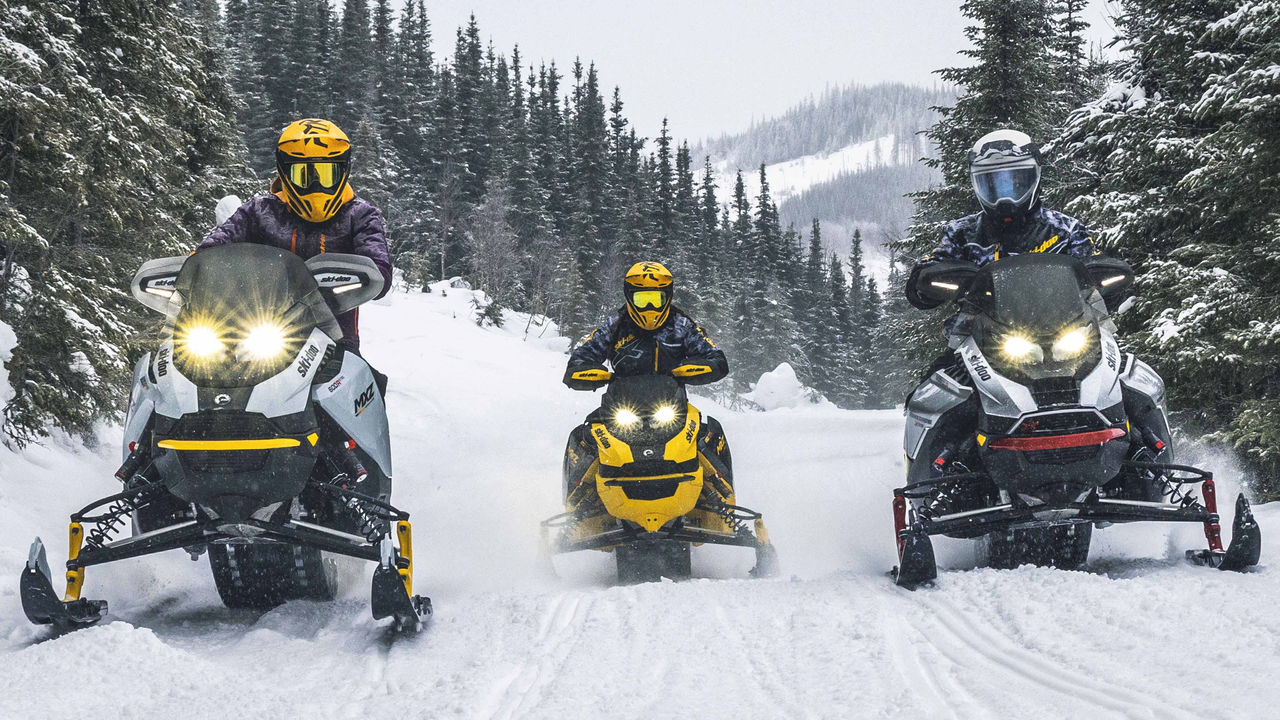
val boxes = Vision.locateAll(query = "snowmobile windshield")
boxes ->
[965,254,1101,381]
[165,244,340,387]
[601,374,689,442]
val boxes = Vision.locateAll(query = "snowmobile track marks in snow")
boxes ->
[475,591,593,720]
[711,602,809,719]
[882,611,981,720]
[915,593,1197,720]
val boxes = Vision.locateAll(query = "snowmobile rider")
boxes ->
[906,129,1104,381]
[199,118,393,353]
[907,128,1096,311]
[563,261,733,476]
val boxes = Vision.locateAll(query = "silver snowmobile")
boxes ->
[892,253,1261,587]
[20,243,431,630]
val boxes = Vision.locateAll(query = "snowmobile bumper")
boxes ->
[19,485,430,631]
[542,504,780,577]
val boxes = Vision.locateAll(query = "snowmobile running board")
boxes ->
[890,471,1262,589]
[19,488,431,632]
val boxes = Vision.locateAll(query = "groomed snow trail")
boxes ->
[1,285,1276,719]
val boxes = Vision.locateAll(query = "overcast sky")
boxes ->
[419,0,1121,142]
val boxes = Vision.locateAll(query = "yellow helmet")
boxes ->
[624,261,674,330]
[275,118,352,223]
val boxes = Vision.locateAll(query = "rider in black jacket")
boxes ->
[563,261,733,479]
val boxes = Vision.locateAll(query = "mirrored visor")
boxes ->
[286,161,345,192]
[973,167,1038,206]
[630,290,668,310]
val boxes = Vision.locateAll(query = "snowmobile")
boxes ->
[542,373,779,583]
[19,243,431,630]
[892,253,1261,588]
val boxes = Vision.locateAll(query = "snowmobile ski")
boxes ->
[889,495,937,589]
[20,538,106,629]
[1187,493,1262,571]
[370,531,431,631]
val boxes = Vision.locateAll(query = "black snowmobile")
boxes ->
[892,254,1261,588]
[19,244,431,630]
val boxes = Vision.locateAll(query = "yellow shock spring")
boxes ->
[64,522,85,602]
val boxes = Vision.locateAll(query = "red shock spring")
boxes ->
[893,496,908,556]
[1202,478,1224,553]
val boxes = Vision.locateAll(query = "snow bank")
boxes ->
[0,320,15,408]
[214,194,242,225]
[741,362,832,410]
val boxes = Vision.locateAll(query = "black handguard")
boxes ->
[908,260,981,309]
[563,365,612,391]
[1083,256,1135,308]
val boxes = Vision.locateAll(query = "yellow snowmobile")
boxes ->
[543,372,778,582]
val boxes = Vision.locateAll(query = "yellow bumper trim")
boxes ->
[158,438,302,451]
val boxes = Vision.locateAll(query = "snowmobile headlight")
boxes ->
[1001,333,1044,363]
[653,404,678,425]
[180,324,225,358]
[240,322,289,361]
[614,408,640,427]
[1052,326,1091,360]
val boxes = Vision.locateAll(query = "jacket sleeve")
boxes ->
[198,198,255,250]
[905,222,967,310]
[350,204,394,300]
[1060,216,1097,259]
[674,319,728,385]
[563,319,616,390]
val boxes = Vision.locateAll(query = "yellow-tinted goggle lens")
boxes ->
[631,290,667,309]
[286,162,342,190]
[312,162,339,188]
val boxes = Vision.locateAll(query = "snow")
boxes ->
[0,320,15,408]
[214,194,242,226]
[741,362,831,410]
[1,285,1277,718]
[716,134,921,206]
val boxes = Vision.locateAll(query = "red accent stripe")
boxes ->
[291,228,297,254]
[988,427,1126,451]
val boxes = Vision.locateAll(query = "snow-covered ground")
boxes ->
[1,285,1276,719]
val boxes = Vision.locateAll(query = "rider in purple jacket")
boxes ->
[200,119,392,352]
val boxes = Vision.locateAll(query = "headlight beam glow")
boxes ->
[653,404,678,425]
[1052,326,1092,360]
[614,408,640,427]
[1001,334,1043,363]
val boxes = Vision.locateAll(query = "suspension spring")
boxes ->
[83,488,152,550]
[345,496,386,544]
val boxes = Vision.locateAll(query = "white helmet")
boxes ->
[968,129,1041,221]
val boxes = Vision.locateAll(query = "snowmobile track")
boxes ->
[915,593,1198,720]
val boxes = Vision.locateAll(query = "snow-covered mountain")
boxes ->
[695,83,952,276]
[2,285,1276,718]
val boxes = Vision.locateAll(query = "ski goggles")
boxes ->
[630,289,669,310]
[284,161,346,192]
[972,166,1039,206]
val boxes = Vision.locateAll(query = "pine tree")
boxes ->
[1055,0,1280,493]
